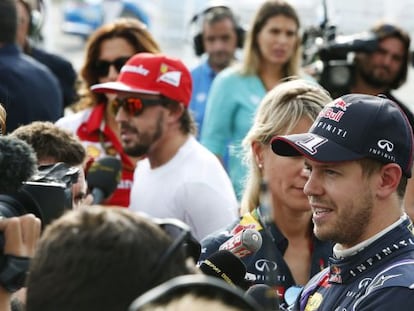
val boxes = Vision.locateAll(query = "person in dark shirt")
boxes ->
[16,0,77,108]
[0,0,63,133]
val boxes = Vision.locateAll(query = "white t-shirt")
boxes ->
[130,136,238,241]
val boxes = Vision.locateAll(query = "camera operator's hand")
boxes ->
[0,214,41,311]
[1,214,41,257]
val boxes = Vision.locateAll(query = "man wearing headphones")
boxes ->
[0,0,62,133]
[16,0,77,108]
[189,4,244,139]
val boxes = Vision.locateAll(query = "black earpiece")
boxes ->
[17,0,44,38]
[29,8,43,37]
[128,275,261,311]
[191,5,245,56]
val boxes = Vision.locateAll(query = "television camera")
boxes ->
[0,152,79,292]
[0,161,79,238]
[302,1,379,98]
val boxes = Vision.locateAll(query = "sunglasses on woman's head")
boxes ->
[111,97,165,116]
[94,56,131,77]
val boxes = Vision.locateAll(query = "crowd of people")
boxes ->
[1,0,414,310]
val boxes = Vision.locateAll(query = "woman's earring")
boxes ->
[258,163,263,169]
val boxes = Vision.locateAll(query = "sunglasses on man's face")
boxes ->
[94,56,131,77]
[111,97,165,116]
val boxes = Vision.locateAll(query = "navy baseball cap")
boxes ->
[271,94,414,177]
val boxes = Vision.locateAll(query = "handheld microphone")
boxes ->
[86,156,122,204]
[0,137,37,194]
[245,284,279,311]
[198,250,247,288]
[219,228,262,258]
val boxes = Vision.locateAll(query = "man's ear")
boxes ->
[376,163,402,199]
[167,103,185,122]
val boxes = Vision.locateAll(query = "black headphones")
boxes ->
[191,4,245,56]
[128,274,261,311]
[17,0,44,38]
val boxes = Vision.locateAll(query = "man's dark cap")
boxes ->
[271,94,414,177]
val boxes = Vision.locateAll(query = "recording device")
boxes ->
[25,162,79,222]
[0,136,37,194]
[0,137,78,228]
[86,156,122,204]
[317,32,378,61]
[0,137,79,291]
[199,250,247,288]
[0,163,79,229]
[219,228,262,258]
[245,284,279,311]
[302,0,379,97]
[190,1,245,56]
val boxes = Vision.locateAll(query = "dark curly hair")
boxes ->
[370,22,411,89]
[10,121,86,166]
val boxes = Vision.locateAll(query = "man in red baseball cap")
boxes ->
[92,53,238,241]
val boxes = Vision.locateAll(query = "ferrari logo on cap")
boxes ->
[158,63,181,87]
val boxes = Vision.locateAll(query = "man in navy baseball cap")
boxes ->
[270,93,414,310]
[271,93,414,177]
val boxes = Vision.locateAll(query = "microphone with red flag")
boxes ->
[219,228,262,258]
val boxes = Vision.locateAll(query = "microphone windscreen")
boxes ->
[219,228,263,259]
[0,137,37,193]
[245,284,279,311]
[199,250,246,287]
[86,156,121,198]
[241,229,263,252]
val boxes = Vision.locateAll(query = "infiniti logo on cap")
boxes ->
[377,139,394,152]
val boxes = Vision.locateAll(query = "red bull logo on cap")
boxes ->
[319,108,344,122]
[330,98,352,111]
[318,97,352,122]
